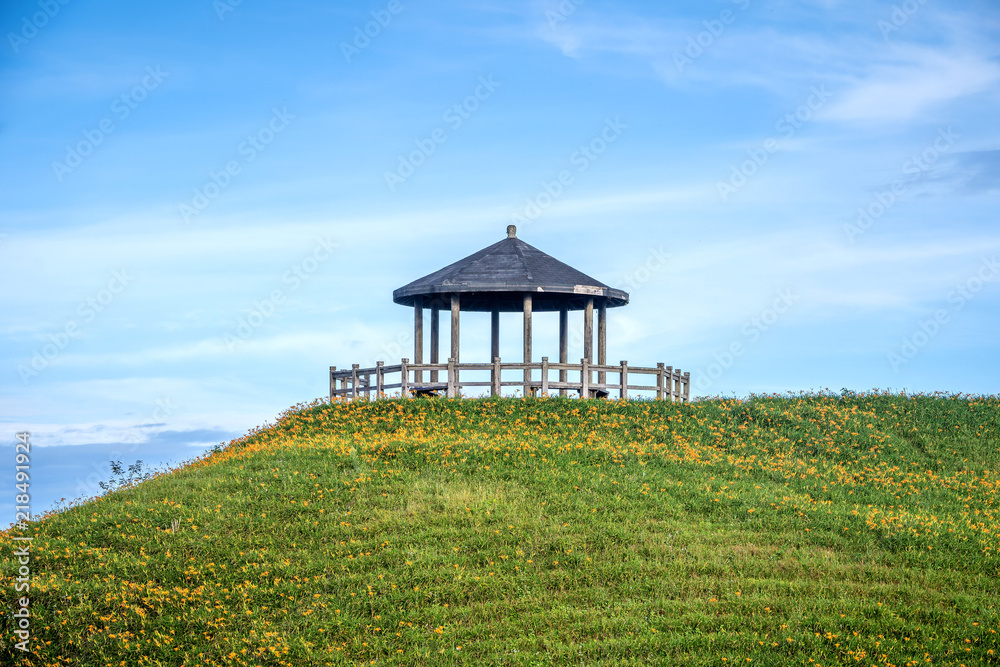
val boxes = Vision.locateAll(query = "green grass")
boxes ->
[2,392,1000,666]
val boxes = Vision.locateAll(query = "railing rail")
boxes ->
[329,357,690,402]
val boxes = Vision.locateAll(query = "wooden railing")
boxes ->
[329,357,690,402]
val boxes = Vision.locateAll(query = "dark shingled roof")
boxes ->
[393,228,629,312]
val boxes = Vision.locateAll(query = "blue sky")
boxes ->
[2,0,999,524]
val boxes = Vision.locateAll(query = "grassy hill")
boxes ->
[2,392,999,666]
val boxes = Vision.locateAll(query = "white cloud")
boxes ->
[529,3,1000,125]
[51,330,364,367]
[614,229,1000,348]
[537,15,676,60]
[2,375,281,447]
[821,49,1000,123]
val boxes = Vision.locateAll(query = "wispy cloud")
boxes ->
[1,418,233,449]
[612,229,1000,349]
[530,2,1000,127]
[536,10,677,60]
[821,48,1000,123]
[923,149,1000,194]
[50,331,348,367]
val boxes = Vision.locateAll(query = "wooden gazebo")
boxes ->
[330,226,689,401]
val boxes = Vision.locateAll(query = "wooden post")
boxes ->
[450,295,460,364]
[351,364,359,400]
[581,357,590,398]
[665,366,673,402]
[376,361,385,398]
[491,308,500,362]
[490,308,499,395]
[598,301,607,388]
[619,360,628,400]
[682,371,691,402]
[583,297,594,364]
[541,357,549,397]
[414,299,423,384]
[329,366,336,402]
[656,363,665,400]
[492,356,501,397]
[401,358,409,398]
[523,294,532,396]
[558,307,568,397]
[447,357,456,398]
[430,306,439,383]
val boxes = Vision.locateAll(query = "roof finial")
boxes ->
[507,225,517,239]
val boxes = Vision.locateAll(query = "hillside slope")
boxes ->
[2,393,999,666]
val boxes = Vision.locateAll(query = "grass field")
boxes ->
[2,392,999,666]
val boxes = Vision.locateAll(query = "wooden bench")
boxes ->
[410,383,448,397]
[525,384,608,399]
